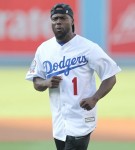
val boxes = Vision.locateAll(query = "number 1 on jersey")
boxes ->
[72,77,78,95]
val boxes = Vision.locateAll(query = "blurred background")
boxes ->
[0,0,135,150]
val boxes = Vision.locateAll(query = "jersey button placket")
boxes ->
[60,87,67,136]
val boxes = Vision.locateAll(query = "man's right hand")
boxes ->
[33,76,62,91]
[47,76,63,88]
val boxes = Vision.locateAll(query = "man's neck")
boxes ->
[56,33,76,44]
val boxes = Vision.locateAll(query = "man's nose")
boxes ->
[56,18,62,24]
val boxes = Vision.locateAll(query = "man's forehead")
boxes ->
[51,13,69,18]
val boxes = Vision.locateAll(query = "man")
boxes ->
[26,3,121,150]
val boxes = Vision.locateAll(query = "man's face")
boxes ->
[51,13,73,40]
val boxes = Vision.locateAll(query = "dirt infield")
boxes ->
[0,118,134,141]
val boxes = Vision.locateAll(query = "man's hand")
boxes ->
[33,76,62,91]
[80,97,98,111]
[47,76,62,88]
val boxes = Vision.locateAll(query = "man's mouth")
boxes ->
[56,28,62,31]
[56,26,63,31]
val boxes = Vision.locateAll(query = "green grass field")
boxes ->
[0,67,135,150]
[0,67,135,118]
[0,141,135,150]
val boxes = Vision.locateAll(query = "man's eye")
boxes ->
[60,17,65,20]
[52,17,57,21]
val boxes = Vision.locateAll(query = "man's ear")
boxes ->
[72,18,74,25]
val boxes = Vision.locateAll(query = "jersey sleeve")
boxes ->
[88,44,121,81]
[25,47,46,81]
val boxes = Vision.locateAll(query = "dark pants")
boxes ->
[54,133,91,150]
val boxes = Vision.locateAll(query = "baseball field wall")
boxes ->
[0,0,135,66]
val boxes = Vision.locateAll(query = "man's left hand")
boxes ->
[80,97,97,111]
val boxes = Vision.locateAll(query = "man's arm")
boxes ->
[80,75,116,110]
[33,76,62,91]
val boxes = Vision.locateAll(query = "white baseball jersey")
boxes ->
[26,34,121,141]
